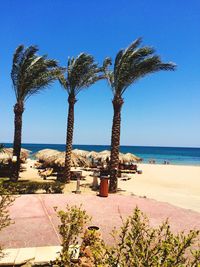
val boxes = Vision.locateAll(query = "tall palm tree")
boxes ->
[59,53,102,183]
[11,45,63,181]
[103,38,176,192]
[0,144,4,152]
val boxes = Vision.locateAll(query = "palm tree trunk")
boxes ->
[11,102,24,182]
[63,96,77,183]
[109,95,124,193]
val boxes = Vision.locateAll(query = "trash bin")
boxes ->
[99,176,109,197]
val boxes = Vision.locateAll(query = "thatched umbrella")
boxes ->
[99,150,110,155]
[72,149,89,157]
[120,153,141,163]
[53,152,91,168]
[94,150,124,162]
[95,150,110,161]
[35,149,60,162]
[87,151,99,159]
[0,148,30,164]
[0,151,11,164]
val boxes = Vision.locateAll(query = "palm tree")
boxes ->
[0,144,5,153]
[103,38,176,192]
[11,45,63,181]
[59,53,102,183]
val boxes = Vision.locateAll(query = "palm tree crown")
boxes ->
[11,45,63,102]
[59,53,101,97]
[103,38,176,96]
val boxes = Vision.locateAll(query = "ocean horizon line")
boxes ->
[2,142,200,150]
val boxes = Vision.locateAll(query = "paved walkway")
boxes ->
[0,246,61,266]
[0,194,200,248]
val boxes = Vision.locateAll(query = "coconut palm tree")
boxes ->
[59,53,102,182]
[103,38,176,192]
[11,45,63,181]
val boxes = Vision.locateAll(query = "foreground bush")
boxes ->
[0,186,15,258]
[1,181,64,194]
[55,206,200,267]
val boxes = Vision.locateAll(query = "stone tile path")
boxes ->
[0,246,61,266]
[0,194,200,249]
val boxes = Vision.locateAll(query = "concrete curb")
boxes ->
[0,246,61,266]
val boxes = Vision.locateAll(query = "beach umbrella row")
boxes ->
[35,148,141,168]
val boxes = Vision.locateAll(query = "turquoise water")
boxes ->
[4,143,200,166]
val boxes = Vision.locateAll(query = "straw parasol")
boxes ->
[94,150,125,162]
[95,150,111,161]
[0,151,11,164]
[72,149,89,157]
[120,153,141,163]
[99,150,110,155]
[35,149,60,162]
[0,148,30,164]
[86,150,141,163]
[52,152,91,168]
[87,151,99,159]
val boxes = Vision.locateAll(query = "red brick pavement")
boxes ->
[1,194,200,248]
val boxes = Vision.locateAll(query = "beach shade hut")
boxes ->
[121,153,141,163]
[0,150,11,164]
[95,150,111,161]
[35,149,60,162]
[53,152,91,168]
[99,150,110,155]
[0,148,30,164]
[95,150,125,162]
[72,149,89,157]
[87,151,99,159]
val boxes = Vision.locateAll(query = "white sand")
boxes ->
[20,160,200,212]
[118,163,200,212]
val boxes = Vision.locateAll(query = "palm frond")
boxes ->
[11,45,64,102]
[104,38,176,96]
[60,53,103,96]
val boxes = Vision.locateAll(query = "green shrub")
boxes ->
[55,206,200,267]
[106,207,200,266]
[1,181,64,194]
[55,205,90,266]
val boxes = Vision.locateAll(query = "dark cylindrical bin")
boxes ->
[99,176,109,197]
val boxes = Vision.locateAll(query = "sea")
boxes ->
[3,143,200,166]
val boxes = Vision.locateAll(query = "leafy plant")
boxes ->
[1,181,64,194]
[55,205,90,266]
[55,205,200,267]
[106,207,200,267]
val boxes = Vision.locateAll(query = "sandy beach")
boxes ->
[118,163,200,212]
[20,159,200,213]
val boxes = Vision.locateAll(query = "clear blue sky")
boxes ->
[0,0,200,147]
